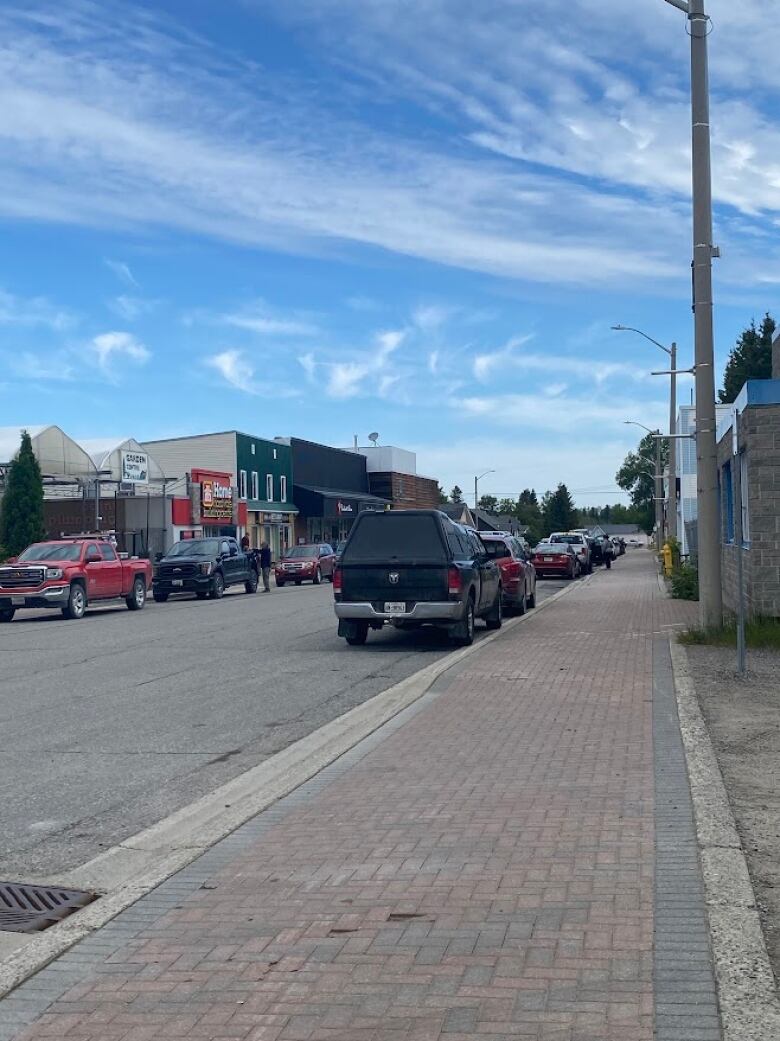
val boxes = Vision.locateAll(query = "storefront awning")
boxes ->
[294,484,389,517]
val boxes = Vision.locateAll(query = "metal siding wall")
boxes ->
[291,439,368,492]
[141,433,236,483]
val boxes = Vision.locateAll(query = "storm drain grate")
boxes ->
[0,881,96,933]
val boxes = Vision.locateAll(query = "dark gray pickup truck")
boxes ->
[153,536,258,602]
[333,509,502,646]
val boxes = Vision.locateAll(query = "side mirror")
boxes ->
[155,552,163,562]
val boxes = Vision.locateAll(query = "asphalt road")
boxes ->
[0,576,566,880]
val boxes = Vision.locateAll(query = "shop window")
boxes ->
[251,471,259,500]
[266,473,273,501]
[239,470,247,499]
[280,475,287,502]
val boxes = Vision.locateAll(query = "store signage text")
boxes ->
[337,501,354,514]
[201,478,233,520]
[121,450,149,484]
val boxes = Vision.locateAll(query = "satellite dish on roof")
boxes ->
[368,432,379,445]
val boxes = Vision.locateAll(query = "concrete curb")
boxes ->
[0,577,581,1000]
[669,639,780,1041]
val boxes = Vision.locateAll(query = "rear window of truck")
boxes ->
[344,514,446,562]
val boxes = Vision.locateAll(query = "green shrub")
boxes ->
[670,561,699,601]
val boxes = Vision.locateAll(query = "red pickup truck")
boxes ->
[0,538,153,622]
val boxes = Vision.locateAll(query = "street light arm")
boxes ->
[612,325,672,357]
[662,0,689,12]
[624,420,657,436]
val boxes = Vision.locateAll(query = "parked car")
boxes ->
[531,542,580,580]
[480,532,536,614]
[0,537,152,621]
[549,531,592,574]
[333,509,502,646]
[153,537,258,601]
[276,544,335,586]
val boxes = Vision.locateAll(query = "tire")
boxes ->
[153,590,169,603]
[451,597,475,646]
[312,567,322,586]
[62,582,87,620]
[485,589,503,630]
[276,580,285,587]
[515,590,526,616]
[606,557,612,569]
[126,576,146,611]
[210,572,225,599]
[294,580,302,586]
[0,608,15,623]
[245,571,258,594]
[345,622,369,646]
[527,582,536,609]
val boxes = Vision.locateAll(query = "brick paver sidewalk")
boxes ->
[2,552,716,1041]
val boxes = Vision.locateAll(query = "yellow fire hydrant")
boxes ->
[662,541,674,576]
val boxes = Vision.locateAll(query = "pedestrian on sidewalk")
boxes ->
[260,541,272,591]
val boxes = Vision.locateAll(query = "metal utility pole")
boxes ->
[661,0,722,627]
[655,433,664,552]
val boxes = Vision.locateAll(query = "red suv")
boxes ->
[276,544,335,586]
[479,532,536,614]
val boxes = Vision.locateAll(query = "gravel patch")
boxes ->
[684,644,780,985]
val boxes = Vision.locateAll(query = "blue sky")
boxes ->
[1,0,778,505]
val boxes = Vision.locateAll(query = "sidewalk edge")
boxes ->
[0,579,578,1001]
[669,638,780,1041]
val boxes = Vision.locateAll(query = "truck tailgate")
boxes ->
[341,563,448,604]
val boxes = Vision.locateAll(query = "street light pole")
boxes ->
[612,326,679,541]
[474,470,495,531]
[661,0,722,627]
[625,421,664,550]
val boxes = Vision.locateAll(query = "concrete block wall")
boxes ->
[717,404,780,618]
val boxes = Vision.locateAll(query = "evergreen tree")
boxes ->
[541,483,577,536]
[450,485,463,504]
[0,431,46,557]
[478,494,498,513]
[437,484,448,504]
[518,488,538,506]
[719,313,775,404]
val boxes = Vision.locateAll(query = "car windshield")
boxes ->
[18,543,83,561]
[550,535,580,544]
[284,546,318,558]
[344,513,446,563]
[165,539,220,558]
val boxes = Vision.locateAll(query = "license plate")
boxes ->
[544,557,553,562]
[384,601,406,614]
[172,579,184,587]
[11,596,25,606]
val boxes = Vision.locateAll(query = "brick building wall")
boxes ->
[717,402,780,618]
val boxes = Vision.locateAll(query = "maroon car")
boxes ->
[531,542,580,580]
[275,543,335,586]
[480,532,537,614]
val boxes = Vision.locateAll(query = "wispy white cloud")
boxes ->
[0,288,75,331]
[473,334,534,382]
[10,351,76,381]
[104,259,140,289]
[108,295,158,320]
[222,304,318,337]
[89,331,150,372]
[324,327,407,399]
[206,348,302,397]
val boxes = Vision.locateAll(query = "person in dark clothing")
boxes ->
[259,541,272,591]
[240,534,250,552]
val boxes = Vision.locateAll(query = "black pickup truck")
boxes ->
[153,537,258,602]
[333,509,502,646]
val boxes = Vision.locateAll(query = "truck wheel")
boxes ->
[62,582,86,620]
[276,579,285,587]
[210,572,225,599]
[126,576,147,611]
[245,571,258,594]
[312,567,322,585]
[345,622,369,646]
[527,582,536,609]
[485,589,503,630]
[451,597,475,646]
[153,591,169,603]
[0,608,15,623]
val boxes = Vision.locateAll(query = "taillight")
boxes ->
[332,567,342,593]
[448,566,461,596]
